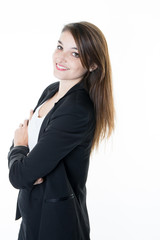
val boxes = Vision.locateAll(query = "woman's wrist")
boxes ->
[14,143,28,148]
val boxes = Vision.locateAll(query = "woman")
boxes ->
[8,21,115,240]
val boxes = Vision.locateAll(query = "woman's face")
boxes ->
[52,31,87,82]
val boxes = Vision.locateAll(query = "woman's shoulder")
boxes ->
[58,88,95,122]
[68,89,93,109]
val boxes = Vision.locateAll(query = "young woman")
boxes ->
[8,21,115,240]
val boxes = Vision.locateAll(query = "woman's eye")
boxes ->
[72,52,79,58]
[57,45,63,50]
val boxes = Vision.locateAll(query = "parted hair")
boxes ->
[62,21,115,153]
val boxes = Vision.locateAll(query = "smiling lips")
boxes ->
[56,63,69,71]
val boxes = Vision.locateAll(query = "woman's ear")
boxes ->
[89,63,98,72]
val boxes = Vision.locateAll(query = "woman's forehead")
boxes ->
[58,31,78,50]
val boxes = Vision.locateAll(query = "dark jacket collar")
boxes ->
[55,80,87,103]
[48,80,87,99]
[54,80,85,94]
[34,80,87,112]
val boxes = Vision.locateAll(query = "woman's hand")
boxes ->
[14,119,29,147]
[14,110,34,147]
[14,110,44,185]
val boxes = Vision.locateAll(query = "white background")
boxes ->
[0,0,160,239]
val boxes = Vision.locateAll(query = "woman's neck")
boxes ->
[55,79,81,100]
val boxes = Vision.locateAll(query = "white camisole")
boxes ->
[28,102,46,151]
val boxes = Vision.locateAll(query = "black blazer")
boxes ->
[8,80,96,240]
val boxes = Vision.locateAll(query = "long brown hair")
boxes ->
[62,21,115,153]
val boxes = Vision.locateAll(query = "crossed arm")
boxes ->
[11,109,43,185]
[8,105,90,189]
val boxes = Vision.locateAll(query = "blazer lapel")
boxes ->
[35,80,87,141]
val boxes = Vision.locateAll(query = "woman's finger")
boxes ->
[33,178,44,185]
[29,109,34,120]
[23,119,29,127]
[33,179,43,185]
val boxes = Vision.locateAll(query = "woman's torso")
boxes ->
[16,81,95,240]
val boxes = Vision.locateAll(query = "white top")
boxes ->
[28,102,46,151]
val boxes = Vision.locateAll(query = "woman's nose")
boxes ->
[56,51,68,62]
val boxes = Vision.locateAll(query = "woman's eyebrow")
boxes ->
[71,47,78,50]
[58,40,63,45]
[58,40,78,50]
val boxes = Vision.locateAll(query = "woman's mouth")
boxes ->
[56,63,69,71]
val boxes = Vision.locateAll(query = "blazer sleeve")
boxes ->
[8,103,90,189]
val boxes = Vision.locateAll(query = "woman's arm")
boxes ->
[9,110,44,186]
[8,103,91,189]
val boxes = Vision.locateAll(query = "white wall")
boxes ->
[0,0,160,239]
